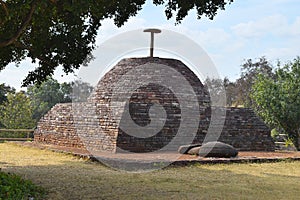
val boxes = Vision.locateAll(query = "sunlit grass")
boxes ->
[0,142,299,200]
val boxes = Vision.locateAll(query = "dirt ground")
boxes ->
[17,141,300,162]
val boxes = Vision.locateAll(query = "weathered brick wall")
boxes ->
[34,57,275,152]
[34,103,85,149]
[88,57,210,153]
[192,107,275,151]
[34,104,274,152]
[92,57,210,153]
[221,108,274,151]
[116,106,274,152]
[35,102,118,152]
[72,101,118,153]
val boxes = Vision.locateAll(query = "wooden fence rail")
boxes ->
[0,128,35,141]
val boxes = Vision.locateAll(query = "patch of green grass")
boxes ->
[0,171,45,200]
[0,142,300,199]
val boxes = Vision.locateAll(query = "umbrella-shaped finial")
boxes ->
[143,28,161,58]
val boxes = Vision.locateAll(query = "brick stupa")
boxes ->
[34,57,275,153]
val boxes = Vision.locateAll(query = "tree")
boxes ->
[251,57,300,150]
[68,80,94,102]
[26,78,93,120]
[204,77,245,107]
[0,92,35,129]
[0,83,15,105]
[224,78,240,107]
[0,0,234,86]
[0,83,15,128]
[235,57,274,107]
[27,77,72,120]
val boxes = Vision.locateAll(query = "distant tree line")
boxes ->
[204,57,274,107]
[0,78,93,131]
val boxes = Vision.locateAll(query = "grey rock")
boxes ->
[187,146,201,155]
[178,143,202,154]
[198,141,238,158]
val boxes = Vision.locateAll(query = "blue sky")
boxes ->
[1,0,300,90]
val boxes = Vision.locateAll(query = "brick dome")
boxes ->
[83,57,210,153]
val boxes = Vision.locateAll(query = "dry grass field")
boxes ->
[1,142,300,200]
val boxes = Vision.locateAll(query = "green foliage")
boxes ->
[0,83,15,128]
[69,80,94,102]
[27,77,72,121]
[285,138,294,148]
[0,83,15,105]
[271,128,280,139]
[27,78,93,121]
[0,131,30,138]
[0,171,45,200]
[236,57,274,107]
[0,92,35,129]
[204,57,274,107]
[0,0,234,86]
[223,77,240,107]
[251,57,300,150]
[203,77,227,106]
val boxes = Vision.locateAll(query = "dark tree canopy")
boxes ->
[0,83,15,104]
[0,0,233,86]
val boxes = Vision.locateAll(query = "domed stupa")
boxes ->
[34,29,275,153]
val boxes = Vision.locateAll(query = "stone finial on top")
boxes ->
[143,28,161,58]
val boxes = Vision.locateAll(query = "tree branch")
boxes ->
[0,0,8,16]
[14,41,56,69]
[0,0,8,26]
[0,1,37,47]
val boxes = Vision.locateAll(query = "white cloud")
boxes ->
[96,17,147,44]
[263,45,300,62]
[272,0,299,4]
[158,23,233,51]
[195,28,231,47]
[231,14,288,38]
[231,14,300,39]
[290,16,300,35]
[0,59,36,91]
[0,60,78,91]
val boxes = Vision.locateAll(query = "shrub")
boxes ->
[0,171,45,200]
